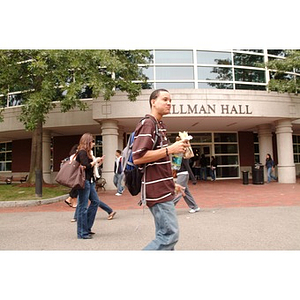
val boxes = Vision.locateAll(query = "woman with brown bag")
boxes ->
[75,133,105,239]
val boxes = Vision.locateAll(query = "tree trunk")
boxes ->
[27,120,44,195]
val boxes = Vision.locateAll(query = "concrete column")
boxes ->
[101,120,119,190]
[257,124,273,182]
[42,130,51,183]
[275,119,296,183]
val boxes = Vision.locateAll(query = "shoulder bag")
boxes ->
[55,155,85,189]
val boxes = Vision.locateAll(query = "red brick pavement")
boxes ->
[1,178,300,213]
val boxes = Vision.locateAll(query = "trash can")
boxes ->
[252,164,264,184]
[242,171,249,185]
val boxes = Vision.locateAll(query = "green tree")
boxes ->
[265,50,300,94]
[0,50,151,195]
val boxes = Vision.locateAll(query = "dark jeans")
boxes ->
[77,180,100,238]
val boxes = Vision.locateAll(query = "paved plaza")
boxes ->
[1,179,300,250]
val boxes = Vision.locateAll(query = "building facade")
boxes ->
[1,49,300,189]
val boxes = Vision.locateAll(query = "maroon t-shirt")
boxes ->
[132,114,175,207]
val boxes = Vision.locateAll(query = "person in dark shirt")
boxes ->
[75,133,104,239]
[200,153,207,180]
[132,89,188,250]
[210,156,217,181]
[265,153,277,183]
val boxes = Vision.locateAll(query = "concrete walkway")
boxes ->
[0,179,300,250]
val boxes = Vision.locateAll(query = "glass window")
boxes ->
[214,133,237,142]
[234,69,266,83]
[156,82,194,89]
[235,84,266,91]
[198,66,233,80]
[141,66,154,80]
[156,66,194,80]
[238,49,263,53]
[155,50,193,64]
[93,136,103,158]
[215,144,238,154]
[216,155,239,165]
[267,50,286,57]
[233,53,264,67]
[0,142,12,172]
[8,94,23,106]
[216,166,239,178]
[192,133,212,143]
[198,82,233,89]
[197,51,232,65]
[293,135,300,164]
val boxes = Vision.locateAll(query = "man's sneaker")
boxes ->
[115,192,122,196]
[189,207,200,213]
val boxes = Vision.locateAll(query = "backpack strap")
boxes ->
[140,115,160,150]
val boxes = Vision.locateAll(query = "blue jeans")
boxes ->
[143,201,179,250]
[267,167,277,183]
[200,167,207,180]
[113,173,124,194]
[210,168,216,180]
[73,198,112,220]
[77,180,100,238]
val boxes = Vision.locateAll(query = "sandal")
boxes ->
[64,200,72,207]
[108,211,116,220]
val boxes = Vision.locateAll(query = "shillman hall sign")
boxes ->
[171,103,253,115]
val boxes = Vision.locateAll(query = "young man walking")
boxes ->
[113,150,124,196]
[132,89,188,250]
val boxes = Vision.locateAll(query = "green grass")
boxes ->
[0,184,69,201]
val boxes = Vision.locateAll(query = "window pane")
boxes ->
[192,133,212,143]
[197,51,232,65]
[214,133,237,142]
[234,69,266,83]
[198,82,233,89]
[267,50,286,57]
[141,66,154,80]
[156,66,194,80]
[198,66,233,80]
[235,84,266,90]
[233,53,264,67]
[156,82,194,89]
[217,166,239,177]
[6,142,12,151]
[155,50,193,63]
[6,152,12,161]
[6,162,11,171]
[215,144,238,154]
[216,155,239,165]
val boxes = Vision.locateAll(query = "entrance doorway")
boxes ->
[191,144,212,180]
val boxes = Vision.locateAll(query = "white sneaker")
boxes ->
[115,192,122,196]
[189,207,200,213]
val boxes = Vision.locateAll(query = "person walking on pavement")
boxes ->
[113,150,125,196]
[132,89,188,250]
[173,155,200,213]
[75,133,104,239]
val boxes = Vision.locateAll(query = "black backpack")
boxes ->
[121,117,159,196]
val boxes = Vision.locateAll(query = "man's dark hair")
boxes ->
[116,150,122,155]
[149,89,169,108]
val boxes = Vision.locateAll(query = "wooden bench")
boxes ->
[12,175,28,183]
[0,175,28,184]
[0,175,13,184]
